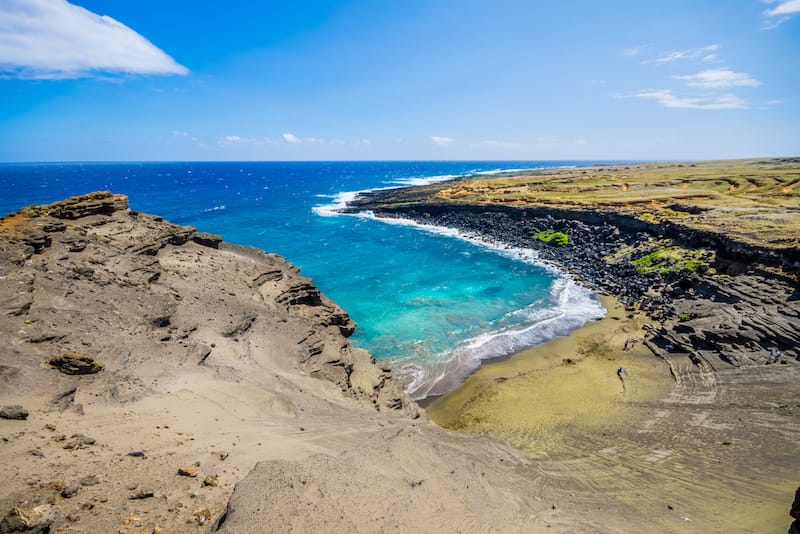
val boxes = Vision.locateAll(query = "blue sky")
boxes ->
[0,0,798,161]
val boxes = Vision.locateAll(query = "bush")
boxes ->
[631,246,711,276]
[533,230,569,246]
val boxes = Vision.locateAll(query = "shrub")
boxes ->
[631,246,711,276]
[533,230,569,246]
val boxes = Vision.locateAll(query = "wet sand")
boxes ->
[425,295,799,532]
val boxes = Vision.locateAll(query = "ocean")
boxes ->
[0,161,613,398]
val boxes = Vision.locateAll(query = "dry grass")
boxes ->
[417,158,800,249]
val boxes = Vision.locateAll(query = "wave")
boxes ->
[313,166,546,216]
[312,165,606,399]
[202,204,226,213]
[391,278,605,399]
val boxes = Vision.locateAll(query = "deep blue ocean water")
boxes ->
[0,161,616,398]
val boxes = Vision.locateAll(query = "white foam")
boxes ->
[394,278,605,399]
[312,166,607,399]
[311,191,360,217]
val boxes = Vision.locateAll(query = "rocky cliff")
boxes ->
[0,191,414,416]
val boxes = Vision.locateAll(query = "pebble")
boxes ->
[79,475,99,486]
[61,485,80,498]
[129,489,155,500]
[177,467,198,477]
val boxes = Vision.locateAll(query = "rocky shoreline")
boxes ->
[346,191,800,370]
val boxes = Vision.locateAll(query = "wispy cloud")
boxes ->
[764,0,800,16]
[430,136,454,146]
[643,44,720,65]
[673,69,761,89]
[0,0,188,79]
[474,140,520,148]
[634,89,748,110]
[762,0,800,28]
[282,133,302,144]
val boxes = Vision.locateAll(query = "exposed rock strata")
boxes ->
[1,192,435,532]
[0,192,412,415]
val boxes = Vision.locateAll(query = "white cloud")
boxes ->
[430,136,454,146]
[0,0,188,79]
[644,44,720,65]
[761,0,800,28]
[223,135,242,142]
[634,89,748,110]
[765,0,800,15]
[673,69,761,89]
[476,140,520,148]
[282,133,302,144]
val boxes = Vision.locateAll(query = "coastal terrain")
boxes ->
[349,157,800,532]
[1,158,799,533]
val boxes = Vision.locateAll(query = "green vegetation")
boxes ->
[678,313,691,322]
[637,212,657,223]
[533,230,569,246]
[630,246,712,276]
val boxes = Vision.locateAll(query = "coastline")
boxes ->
[346,159,800,532]
[422,294,668,451]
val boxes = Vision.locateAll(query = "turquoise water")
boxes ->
[0,161,611,398]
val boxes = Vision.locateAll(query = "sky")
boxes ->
[0,0,798,161]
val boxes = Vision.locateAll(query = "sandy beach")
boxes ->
[425,297,798,532]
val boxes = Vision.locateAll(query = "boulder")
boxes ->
[0,405,28,420]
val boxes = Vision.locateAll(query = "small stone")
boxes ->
[202,475,218,487]
[79,475,99,486]
[61,485,80,498]
[63,433,96,449]
[29,449,44,457]
[48,352,103,375]
[81,502,94,510]
[129,489,154,500]
[127,451,146,458]
[66,513,80,522]
[192,508,211,526]
[45,424,56,431]
[177,467,198,477]
[0,405,28,420]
